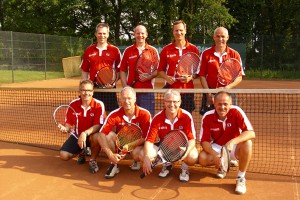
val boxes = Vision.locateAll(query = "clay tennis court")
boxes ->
[0,78,299,200]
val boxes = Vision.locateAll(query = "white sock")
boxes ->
[237,171,246,178]
[181,162,188,170]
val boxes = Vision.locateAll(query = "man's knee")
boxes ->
[198,151,209,166]
[60,150,73,161]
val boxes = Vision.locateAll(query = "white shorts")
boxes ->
[211,143,237,160]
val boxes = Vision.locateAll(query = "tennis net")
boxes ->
[0,88,299,177]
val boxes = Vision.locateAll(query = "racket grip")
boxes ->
[140,172,146,179]
[162,83,170,89]
[130,81,136,87]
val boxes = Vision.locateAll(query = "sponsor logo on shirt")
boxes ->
[167,54,176,58]
[89,53,97,57]
[120,122,126,126]
[159,126,168,130]
[210,128,220,131]
[129,55,138,59]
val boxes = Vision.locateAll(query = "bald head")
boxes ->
[134,25,147,33]
[214,27,229,36]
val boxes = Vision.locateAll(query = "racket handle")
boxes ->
[162,83,170,89]
[140,172,146,179]
[130,81,136,87]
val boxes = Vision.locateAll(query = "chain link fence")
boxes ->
[0,31,298,83]
[0,31,92,83]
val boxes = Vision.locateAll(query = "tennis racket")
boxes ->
[163,52,200,88]
[140,129,188,179]
[115,123,143,155]
[53,105,79,139]
[131,50,159,87]
[217,58,242,88]
[53,105,87,153]
[106,123,143,174]
[94,65,117,88]
[220,146,230,173]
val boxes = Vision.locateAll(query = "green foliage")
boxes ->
[0,0,238,45]
[245,69,300,80]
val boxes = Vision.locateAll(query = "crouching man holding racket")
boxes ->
[198,91,255,194]
[96,86,151,179]
[58,79,106,174]
[140,89,198,182]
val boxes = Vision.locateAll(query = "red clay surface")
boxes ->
[0,77,299,200]
[1,141,299,200]
[1,77,299,89]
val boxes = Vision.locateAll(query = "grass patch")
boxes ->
[0,70,65,84]
[245,69,300,80]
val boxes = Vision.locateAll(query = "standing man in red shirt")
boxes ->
[199,27,244,115]
[198,91,255,194]
[80,23,121,112]
[96,86,151,179]
[59,79,106,174]
[158,20,200,113]
[120,25,159,116]
[141,89,198,182]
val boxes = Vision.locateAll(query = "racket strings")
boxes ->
[95,67,116,85]
[54,106,78,135]
[218,59,241,85]
[159,132,188,162]
[220,147,230,172]
[54,107,67,125]
[136,52,159,75]
[116,125,142,151]
[177,54,200,76]
[137,57,153,74]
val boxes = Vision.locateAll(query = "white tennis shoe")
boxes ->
[235,177,247,194]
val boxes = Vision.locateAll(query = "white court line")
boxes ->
[150,177,174,200]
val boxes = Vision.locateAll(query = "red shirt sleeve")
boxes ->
[100,113,118,135]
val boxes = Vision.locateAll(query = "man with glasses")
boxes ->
[140,89,198,182]
[59,79,106,174]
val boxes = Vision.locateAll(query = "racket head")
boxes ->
[176,52,200,77]
[53,105,78,139]
[135,51,159,75]
[220,146,230,173]
[94,66,117,88]
[158,129,188,163]
[217,58,242,86]
[115,123,143,153]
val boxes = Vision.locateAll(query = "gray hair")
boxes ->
[164,89,181,100]
[214,91,232,103]
[95,22,110,33]
[121,86,136,98]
